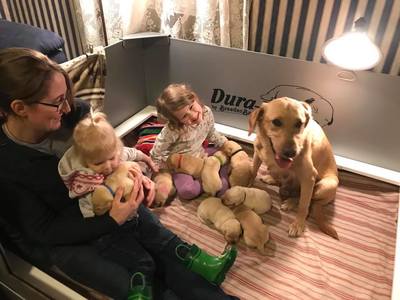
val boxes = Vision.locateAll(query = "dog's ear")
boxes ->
[166,154,177,170]
[239,188,247,203]
[301,102,312,127]
[248,106,264,135]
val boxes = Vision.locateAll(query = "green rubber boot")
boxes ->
[176,244,237,286]
[127,272,152,300]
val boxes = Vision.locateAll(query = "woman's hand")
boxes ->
[109,175,144,225]
[127,162,143,178]
[142,176,156,207]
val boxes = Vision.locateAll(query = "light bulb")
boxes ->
[322,31,382,71]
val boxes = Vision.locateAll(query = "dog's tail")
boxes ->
[312,202,338,240]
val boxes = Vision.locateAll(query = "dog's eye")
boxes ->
[272,119,282,127]
[295,120,303,128]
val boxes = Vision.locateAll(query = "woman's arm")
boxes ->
[1,180,118,246]
[2,177,147,246]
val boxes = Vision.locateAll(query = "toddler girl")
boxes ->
[58,111,157,217]
[151,83,229,202]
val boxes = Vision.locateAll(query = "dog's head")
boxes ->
[222,186,246,207]
[249,97,311,169]
[166,153,181,170]
[221,219,242,243]
[221,140,242,156]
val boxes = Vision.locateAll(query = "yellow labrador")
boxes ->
[197,197,242,243]
[222,186,272,215]
[248,97,339,239]
[234,205,270,255]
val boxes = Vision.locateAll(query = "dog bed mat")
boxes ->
[152,167,399,300]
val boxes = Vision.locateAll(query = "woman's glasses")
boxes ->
[37,95,68,112]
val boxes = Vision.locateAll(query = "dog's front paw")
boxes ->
[288,220,305,237]
[280,198,297,211]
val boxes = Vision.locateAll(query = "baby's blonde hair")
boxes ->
[73,111,122,164]
[156,83,203,131]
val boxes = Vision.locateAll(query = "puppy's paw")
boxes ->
[260,174,278,185]
[288,220,305,237]
[280,198,297,211]
[154,184,176,207]
[153,194,167,207]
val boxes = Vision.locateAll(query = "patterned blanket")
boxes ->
[153,169,399,300]
[60,50,106,112]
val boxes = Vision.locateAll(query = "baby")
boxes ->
[58,111,157,217]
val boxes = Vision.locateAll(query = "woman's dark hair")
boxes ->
[0,48,73,122]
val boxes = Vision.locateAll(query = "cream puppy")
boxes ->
[153,171,176,207]
[197,197,242,243]
[201,151,227,196]
[222,140,252,187]
[167,153,204,178]
[222,186,272,215]
[92,161,139,215]
[234,205,270,255]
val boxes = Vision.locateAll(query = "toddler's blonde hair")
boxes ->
[156,83,203,131]
[73,111,122,164]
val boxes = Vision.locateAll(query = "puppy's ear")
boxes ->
[240,189,247,203]
[248,106,264,135]
[301,102,312,127]
[166,154,176,170]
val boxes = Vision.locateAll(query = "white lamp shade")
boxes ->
[322,31,382,71]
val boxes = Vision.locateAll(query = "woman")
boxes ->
[0,48,238,300]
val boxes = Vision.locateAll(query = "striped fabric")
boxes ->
[250,0,400,76]
[153,168,399,299]
[60,51,106,111]
[134,121,165,156]
[0,0,84,60]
